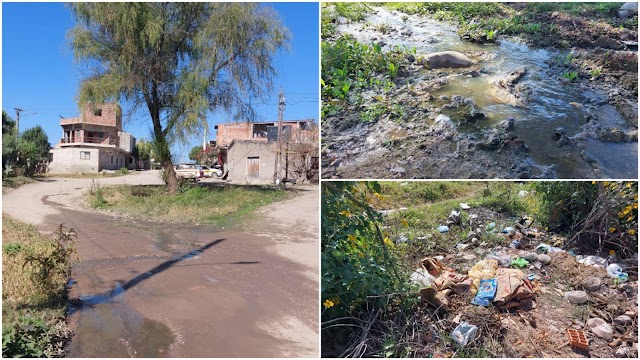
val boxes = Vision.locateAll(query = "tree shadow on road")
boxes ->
[71,238,242,308]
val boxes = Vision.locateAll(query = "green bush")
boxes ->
[321,182,409,318]
[117,167,129,175]
[321,35,411,103]
[2,313,70,357]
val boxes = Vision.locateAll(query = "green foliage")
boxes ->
[388,2,504,20]
[322,182,409,320]
[3,313,55,357]
[2,110,18,174]
[117,167,129,175]
[589,68,602,78]
[135,138,155,162]
[533,181,638,256]
[321,35,410,104]
[3,243,24,255]
[69,3,289,193]
[526,2,621,16]
[189,145,204,162]
[335,2,371,22]
[562,71,578,81]
[23,225,77,293]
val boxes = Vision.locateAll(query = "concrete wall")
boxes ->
[60,103,122,129]
[49,147,129,173]
[226,141,276,184]
[118,131,135,153]
[49,148,100,173]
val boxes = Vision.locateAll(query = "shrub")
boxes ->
[321,182,409,319]
[117,167,129,175]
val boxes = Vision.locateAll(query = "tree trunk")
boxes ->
[162,157,179,194]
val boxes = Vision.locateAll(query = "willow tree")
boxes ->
[69,3,289,193]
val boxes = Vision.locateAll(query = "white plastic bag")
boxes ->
[451,321,478,347]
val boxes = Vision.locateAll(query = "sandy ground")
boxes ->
[2,171,319,357]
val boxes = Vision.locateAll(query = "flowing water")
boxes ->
[337,8,637,178]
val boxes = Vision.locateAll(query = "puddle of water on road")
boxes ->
[67,280,174,357]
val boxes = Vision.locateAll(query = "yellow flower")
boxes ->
[400,219,409,226]
[339,210,352,217]
[629,229,636,235]
[609,250,616,256]
[635,195,638,201]
[383,237,394,246]
[358,252,364,258]
[323,299,334,309]
[609,227,616,233]
[628,216,634,222]
[374,192,383,199]
[634,203,638,209]
[592,181,596,185]
[626,183,633,188]
[618,211,625,218]
[604,181,610,187]
[348,234,356,242]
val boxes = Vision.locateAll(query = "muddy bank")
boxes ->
[321,5,638,179]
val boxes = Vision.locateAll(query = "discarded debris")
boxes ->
[494,268,536,310]
[567,329,589,350]
[587,317,614,340]
[450,321,478,347]
[438,225,450,233]
[565,290,589,304]
[510,257,529,268]
[459,202,471,210]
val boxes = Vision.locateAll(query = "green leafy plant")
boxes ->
[589,68,602,78]
[562,71,578,81]
[117,167,129,175]
[3,243,23,255]
[23,224,78,292]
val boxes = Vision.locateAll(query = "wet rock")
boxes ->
[389,164,406,175]
[424,51,472,69]
[433,114,454,131]
[615,315,633,325]
[498,118,515,132]
[495,68,527,89]
[406,54,416,64]
[619,2,638,19]
[537,254,551,265]
[565,290,589,304]
[443,96,486,122]
[553,127,566,139]
[556,134,573,147]
[463,70,481,78]
[583,276,602,292]
[587,317,613,340]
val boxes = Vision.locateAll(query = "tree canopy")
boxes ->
[69,2,289,192]
[188,145,203,163]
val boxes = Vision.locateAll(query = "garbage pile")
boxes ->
[409,204,638,355]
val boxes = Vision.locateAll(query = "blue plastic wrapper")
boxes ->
[471,297,490,307]
[477,279,497,300]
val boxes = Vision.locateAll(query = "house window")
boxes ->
[111,155,114,164]
[80,151,90,160]
[94,108,102,116]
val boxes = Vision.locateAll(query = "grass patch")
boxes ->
[86,184,291,228]
[2,215,75,357]
[2,176,36,192]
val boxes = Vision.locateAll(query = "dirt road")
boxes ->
[2,171,319,357]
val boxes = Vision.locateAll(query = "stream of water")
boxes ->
[337,8,637,178]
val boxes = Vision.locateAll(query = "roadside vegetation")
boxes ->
[322,181,638,357]
[86,183,290,228]
[2,216,77,357]
[2,110,51,181]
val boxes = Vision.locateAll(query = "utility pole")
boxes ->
[277,88,286,182]
[14,107,23,143]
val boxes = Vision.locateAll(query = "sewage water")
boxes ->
[337,8,637,178]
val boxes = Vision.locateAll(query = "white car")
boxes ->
[197,165,223,178]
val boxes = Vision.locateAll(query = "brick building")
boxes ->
[48,103,137,173]
[215,120,318,184]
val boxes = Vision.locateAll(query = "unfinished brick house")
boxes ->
[48,103,136,173]
[214,120,318,184]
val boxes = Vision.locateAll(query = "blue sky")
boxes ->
[2,2,319,162]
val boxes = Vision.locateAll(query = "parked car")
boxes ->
[196,165,223,178]
[175,163,203,180]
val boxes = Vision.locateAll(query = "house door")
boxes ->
[247,157,260,180]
